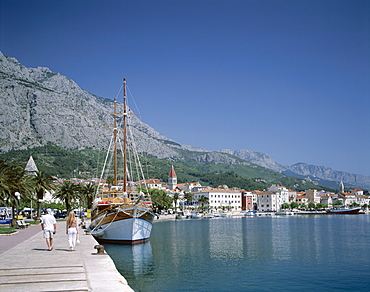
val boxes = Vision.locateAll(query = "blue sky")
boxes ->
[1,0,369,176]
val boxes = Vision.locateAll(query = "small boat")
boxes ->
[326,207,361,214]
[203,213,214,219]
[276,210,295,215]
[191,212,202,219]
[244,211,257,217]
[88,78,156,244]
[175,212,187,219]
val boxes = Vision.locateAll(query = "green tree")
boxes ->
[0,160,33,225]
[308,202,316,210]
[281,203,290,209]
[184,192,194,207]
[78,183,97,209]
[333,200,343,207]
[150,189,172,213]
[53,181,79,213]
[300,203,307,209]
[197,195,209,212]
[106,175,114,189]
[290,202,299,209]
[31,171,55,220]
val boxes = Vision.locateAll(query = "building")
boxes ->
[351,188,363,196]
[305,189,321,204]
[168,166,177,190]
[193,189,242,211]
[25,156,38,175]
[257,191,287,212]
[338,192,357,206]
[296,195,308,206]
[241,191,257,211]
[139,179,163,190]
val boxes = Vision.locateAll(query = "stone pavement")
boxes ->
[0,221,134,292]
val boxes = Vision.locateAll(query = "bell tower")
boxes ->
[168,165,177,190]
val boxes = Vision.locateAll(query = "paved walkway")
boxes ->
[0,221,134,292]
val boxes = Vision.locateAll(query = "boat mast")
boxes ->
[123,78,128,193]
[113,97,118,186]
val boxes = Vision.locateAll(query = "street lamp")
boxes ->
[15,192,21,219]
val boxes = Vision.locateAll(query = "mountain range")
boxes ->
[1,51,369,190]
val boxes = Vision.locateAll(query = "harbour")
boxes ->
[105,215,370,292]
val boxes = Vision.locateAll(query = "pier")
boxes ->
[0,221,133,292]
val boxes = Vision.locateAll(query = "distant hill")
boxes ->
[1,51,369,190]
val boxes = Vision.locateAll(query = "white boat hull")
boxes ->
[92,216,153,244]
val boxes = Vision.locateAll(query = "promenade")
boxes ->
[0,221,134,292]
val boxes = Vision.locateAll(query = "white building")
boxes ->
[193,189,242,211]
[257,191,288,212]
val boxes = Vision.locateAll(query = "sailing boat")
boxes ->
[88,78,156,244]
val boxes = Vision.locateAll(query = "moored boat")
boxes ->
[88,78,156,244]
[326,207,361,214]
[276,210,295,215]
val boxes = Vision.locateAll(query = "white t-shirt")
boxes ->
[41,214,56,231]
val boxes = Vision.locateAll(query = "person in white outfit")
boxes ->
[66,211,78,251]
[41,208,56,251]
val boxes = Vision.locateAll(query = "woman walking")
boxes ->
[66,211,78,251]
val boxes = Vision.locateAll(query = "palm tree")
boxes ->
[106,175,114,190]
[0,160,33,226]
[184,192,194,207]
[197,195,209,212]
[79,183,97,209]
[53,181,79,213]
[32,171,55,220]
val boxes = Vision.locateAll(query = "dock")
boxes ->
[0,221,134,292]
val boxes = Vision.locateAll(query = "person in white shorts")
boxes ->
[40,208,56,251]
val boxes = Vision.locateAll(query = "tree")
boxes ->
[31,171,55,220]
[300,203,307,209]
[290,202,299,209]
[53,181,79,213]
[197,195,209,212]
[106,175,114,189]
[0,160,33,226]
[150,189,172,213]
[281,203,290,209]
[333,200,343,207]
[184,192,194,207]
[78,183,97,209]
[308,202,316,210]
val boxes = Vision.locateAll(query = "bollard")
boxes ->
[94,244,105,255]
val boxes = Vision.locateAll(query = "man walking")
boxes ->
[40,208,56,251]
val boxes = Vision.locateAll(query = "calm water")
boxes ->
[104,215,370,292]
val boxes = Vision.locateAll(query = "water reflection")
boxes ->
[208,218,243,260]
[104,241,153,276]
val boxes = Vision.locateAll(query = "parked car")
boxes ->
[54,213,66,219]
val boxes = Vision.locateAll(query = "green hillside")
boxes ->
[0,144,334,192]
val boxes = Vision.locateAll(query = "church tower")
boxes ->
[168,165,177,190]
[25,156,38,175]
[339,181,345,193]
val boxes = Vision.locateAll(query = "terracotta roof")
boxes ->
[169,166,177,177]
